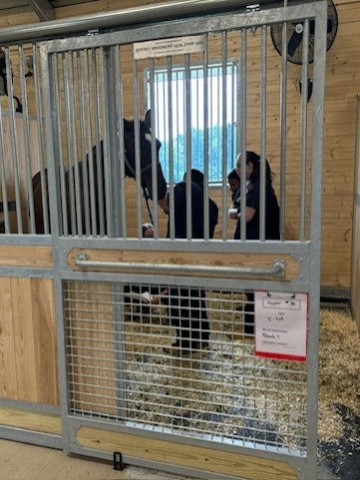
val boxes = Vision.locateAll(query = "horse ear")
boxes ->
[144,110,152,129]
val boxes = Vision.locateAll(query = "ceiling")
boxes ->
[0,0,97,21]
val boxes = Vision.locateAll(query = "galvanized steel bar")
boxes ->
[279,20,287,241]
[62,51,77,235]
[5,47,23,233]
[33,43,49,234]
[79,50,91,236]
[184,53,192,240]
[299,19,310,241]
[18,45,35,234]
[239,28,247,241]
[75,252,286,277]
[0,0,278,45]
[259,24,267,242]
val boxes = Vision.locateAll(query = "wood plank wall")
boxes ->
[0,275,58,405]
[0,0,357,296]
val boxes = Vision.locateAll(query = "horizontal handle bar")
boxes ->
[74,252,286,278]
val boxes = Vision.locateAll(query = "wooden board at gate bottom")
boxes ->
[76,426,297,480]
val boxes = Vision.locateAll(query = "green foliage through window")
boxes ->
[147,63,238,183]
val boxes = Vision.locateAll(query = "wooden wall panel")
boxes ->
[0,276,58,405]
[0,277,18,399]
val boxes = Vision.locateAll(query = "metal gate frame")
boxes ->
[40,2,327,479]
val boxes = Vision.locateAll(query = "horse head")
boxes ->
[123,110,167,203]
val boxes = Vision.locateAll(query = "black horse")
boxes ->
[32,111,167,235]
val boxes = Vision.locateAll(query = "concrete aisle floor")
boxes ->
[0,439,199,480]
[0,438,351,480]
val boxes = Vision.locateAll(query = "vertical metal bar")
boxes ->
[203,35,210,240]
[167,57,175,240]
[100,46,112,238]
[0,105,10,232]
[259,24,267,241]
[184,53,192,240]
[77,49,91,236]
[279,19,288,241]
[69,51,84,236]
[19,45,35,234]
[62,51,77,235]
[132,57,142,238]
[33,42,49,234]
[299,19,310,241]
[148,59,160,238]
[5,47,23,233]
[239,28,247,241]
[84,48,97,237]
[115,46,127,239]
[92,48,105,236]
[54,54,68,236]
[307,2,327,475]
[220,32,228,242]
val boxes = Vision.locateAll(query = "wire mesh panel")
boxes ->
[64,280,308,454]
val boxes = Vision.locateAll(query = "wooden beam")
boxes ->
[26,0,55,21]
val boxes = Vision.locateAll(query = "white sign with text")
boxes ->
[254,291,308,362]
[133,35,205,59]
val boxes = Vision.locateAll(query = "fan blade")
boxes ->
[287,30,303,57]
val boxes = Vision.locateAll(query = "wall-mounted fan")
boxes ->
[270,0,338,65]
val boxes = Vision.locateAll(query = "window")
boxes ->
[147,62,238,183]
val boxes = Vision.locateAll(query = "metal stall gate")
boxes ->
[40,2,327,479]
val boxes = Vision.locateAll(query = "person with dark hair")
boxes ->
[234,151,280,337]
[160,169,219,356]
[227,168,241,220]
[171,169,219,239]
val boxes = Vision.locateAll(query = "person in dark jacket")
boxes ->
[234,151,280,336]
[160,169,219,356]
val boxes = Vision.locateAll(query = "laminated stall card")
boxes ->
[254,291,308,362]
